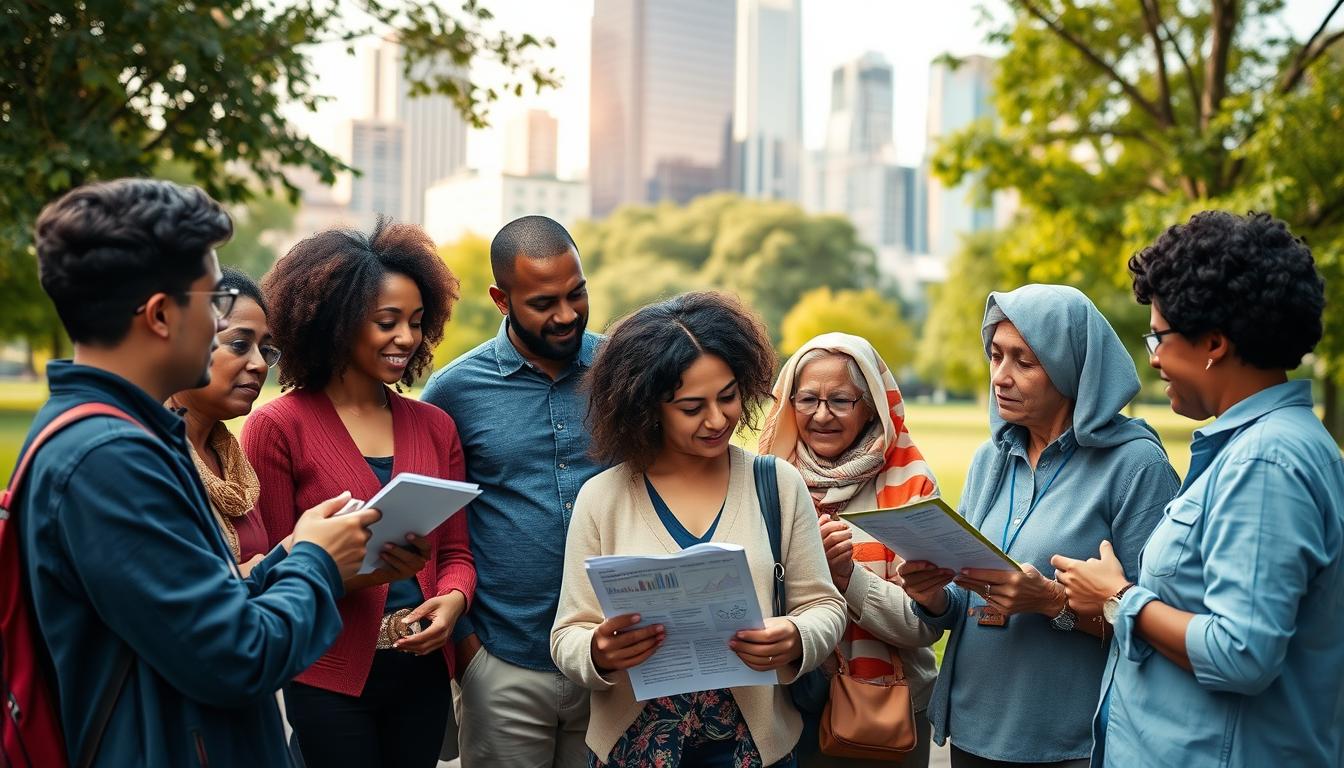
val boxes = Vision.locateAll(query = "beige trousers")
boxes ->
[452,645,591,768]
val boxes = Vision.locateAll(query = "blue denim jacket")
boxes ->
[15,362,343,766]
[1103,380,1344,767]
[420,320,605,671]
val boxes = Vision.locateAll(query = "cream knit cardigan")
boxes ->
[551,446,846,765]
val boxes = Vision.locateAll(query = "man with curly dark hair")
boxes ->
[1054,211,1344,767]
[11,179,377,767]
[420,215,605,767]
[242,218,475,767]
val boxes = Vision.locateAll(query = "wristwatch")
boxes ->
[1049,598,1077,631]
[1102,583,1137,624]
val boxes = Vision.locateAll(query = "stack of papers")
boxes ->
[840,496,1020,572]
[341,472,480,575]
[584,543,775,700]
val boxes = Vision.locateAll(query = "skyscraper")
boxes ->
[589,0,737,217]
[347,38,467,228]
[734,0,802,201]
[505,110,560,178]
[825,52,894,157]
[925,54,997,258]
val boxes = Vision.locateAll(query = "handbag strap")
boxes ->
[752,455,786,618]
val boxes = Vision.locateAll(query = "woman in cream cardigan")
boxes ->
[552,291,846,768]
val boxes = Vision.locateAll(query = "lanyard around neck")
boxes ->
[1001,446,1077,553]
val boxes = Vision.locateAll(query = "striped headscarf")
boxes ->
[758,332,939,680]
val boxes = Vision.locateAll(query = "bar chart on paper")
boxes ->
[604,571,681,594]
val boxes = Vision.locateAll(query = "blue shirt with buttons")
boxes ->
[1102,380,1344,767]
[420,319,605,672]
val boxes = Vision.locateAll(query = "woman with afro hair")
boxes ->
[242,219,475,768]
[1053,211,1344,767]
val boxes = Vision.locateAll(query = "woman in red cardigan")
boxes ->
[243,219,475,768]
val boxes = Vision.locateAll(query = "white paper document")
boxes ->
[342,472,480,575]
[840,497,1020,573]
[584,543,775,700]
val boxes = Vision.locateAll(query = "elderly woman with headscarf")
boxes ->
[759,332,942,767]
[894,285,1180,768]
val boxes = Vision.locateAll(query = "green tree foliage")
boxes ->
[781,287,915,374]
[432,233,502,370]
[573,195,877,340]
[916,231,1006,396]
[933,0,1344,432]
[0,0,558,349]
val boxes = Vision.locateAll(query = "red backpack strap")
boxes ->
[1,403,151,515]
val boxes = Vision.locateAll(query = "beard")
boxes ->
[507,305,587,362]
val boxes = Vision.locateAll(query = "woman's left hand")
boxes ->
[1052,540,1130,612]
[730,617,802,672]
[818,514,855,592]
[393,590,468,655]
[955,564,1066,617]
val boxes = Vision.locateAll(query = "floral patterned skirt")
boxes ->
[592,688,794,768]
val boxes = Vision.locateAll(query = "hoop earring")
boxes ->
[1205,359,1214,371]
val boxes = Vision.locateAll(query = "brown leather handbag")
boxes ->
[818,647,917,759]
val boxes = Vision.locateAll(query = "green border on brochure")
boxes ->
[839,497,1021,571]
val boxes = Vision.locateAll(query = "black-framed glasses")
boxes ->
[133,288,239,318]
[1142,328,1179,356]
[220,337,282,368]
[791,394,861,416]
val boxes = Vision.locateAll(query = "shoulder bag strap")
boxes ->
[752,455,786,617]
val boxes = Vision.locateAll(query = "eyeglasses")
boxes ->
[133,288,239,318]
[220,337,282,368]
[1142,328,1179,356]
[791,394,861,416]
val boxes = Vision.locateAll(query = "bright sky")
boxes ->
[290,0,1338,180]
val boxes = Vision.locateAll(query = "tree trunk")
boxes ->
[1325,378,1344,445]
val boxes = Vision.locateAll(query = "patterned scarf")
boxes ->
[186,421,261,560]
[790,421,885,516]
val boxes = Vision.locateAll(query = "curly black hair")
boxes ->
[34,178,233,345]
[219,266,267,317]
[263,218,460,391]
[586,291,776,471]
[1129,211,1324,370]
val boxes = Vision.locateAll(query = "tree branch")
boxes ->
[1279,0,1344,94]
[1201,0,1238,132]
[1140,0,1177,127]
[1013,0,1169,126]
[1156,10,1201,114]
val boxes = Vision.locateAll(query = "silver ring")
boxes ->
[768,655,774,663]
[985,584,991,596]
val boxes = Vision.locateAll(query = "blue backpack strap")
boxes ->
[752,454,785,617]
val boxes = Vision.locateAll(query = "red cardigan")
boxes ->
[241,388,476,695]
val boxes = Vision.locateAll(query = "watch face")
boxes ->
[1103,597,1121,624]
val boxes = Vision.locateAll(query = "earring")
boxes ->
[1205,359,1213,371]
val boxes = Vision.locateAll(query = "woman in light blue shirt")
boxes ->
[897,285,1179,767]
[1055,211,1344,767]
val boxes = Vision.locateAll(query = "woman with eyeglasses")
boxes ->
[757,333,942,767]
[243,220,475,768]
[1052,212,1344,767]
[167,266,282,577]
[894,285,1179,768]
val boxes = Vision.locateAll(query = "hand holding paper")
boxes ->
[338,472,481,575]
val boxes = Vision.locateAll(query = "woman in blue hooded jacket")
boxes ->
[895,284,1180,767]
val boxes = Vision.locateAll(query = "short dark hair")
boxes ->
[219,266,268,318]
[263,218,460,391]
[586,291,776,471]
[490,215,579,288]
[34,178,233,345]
[1129,210,1324,370]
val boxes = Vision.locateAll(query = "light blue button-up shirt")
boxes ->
[421,320,605,672]
[1103,380,1344,767]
